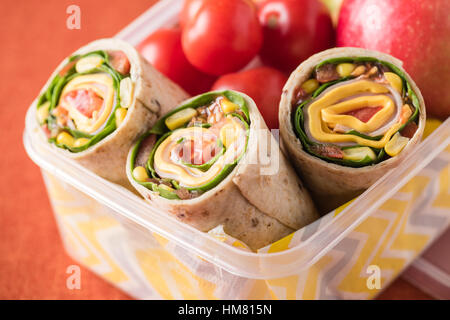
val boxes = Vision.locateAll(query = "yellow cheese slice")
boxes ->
[307,80,401,148]
[321,95,394,133]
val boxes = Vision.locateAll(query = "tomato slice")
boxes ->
[400,121,418,139]
[344,106,383,123]
[179,138,218,165]
[108,50,130,75]
[62,88,104,118]
[41,124,52,138]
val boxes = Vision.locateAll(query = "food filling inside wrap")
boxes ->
[36,50,134,152]
[292,57,420,167]
[130,91,250,200]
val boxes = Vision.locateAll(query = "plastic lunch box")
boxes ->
[24,0,450,299]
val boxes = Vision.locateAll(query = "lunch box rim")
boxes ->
[23,0,450,280]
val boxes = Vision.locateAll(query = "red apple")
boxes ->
[337,0,450,119]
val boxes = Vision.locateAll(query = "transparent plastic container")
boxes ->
[24,0,450,299]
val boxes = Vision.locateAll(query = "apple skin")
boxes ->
[337,0,450,119]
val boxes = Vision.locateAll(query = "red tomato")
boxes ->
[137,28,216,95]
[62,89,103,118]
[345,106,383,123]
[179,0,204,28]
[108,51,131,75]
[179,138,218,165]
[41,124,51,138]
[182,0,263,76]
[258,0,335,74]
[337,0,450,119]
[212,67,287,129]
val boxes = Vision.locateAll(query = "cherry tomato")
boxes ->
[212,67,287,129]
[182,0,263,76]
[258,0,335,74]
[137,28,216,95]
[345,106,383,123]
[179,0,204,28]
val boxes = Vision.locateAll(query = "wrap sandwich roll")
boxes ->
[127,90,318,250]
[35,38,189,187]
[279,47,426,213]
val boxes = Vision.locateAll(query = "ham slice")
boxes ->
[311,144,344,159]
[135,134,156,168]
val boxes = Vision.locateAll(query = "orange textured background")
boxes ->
[0,0,433,300]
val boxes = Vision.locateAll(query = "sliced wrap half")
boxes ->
[127,90,318,250]
[34,38,189,188]
[279,47,426,213]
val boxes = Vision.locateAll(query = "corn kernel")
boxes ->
[220,98,238,114]
[336,63,356,77]
[165,108,198,131]
[115,107,127,127]
[384,72,403,94]
[36,101,50,124]
[351,65,366,77]
[75,55,104,73]
[385,132,409,157]
[133,166,149,182]
[56,131,75,147]
[73,138,90,148]
[342,147,376,161]
[301,79,319,94]
[119,77,134,108]
[367,66,378,76]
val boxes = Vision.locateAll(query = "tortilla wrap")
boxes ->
[34,38,189,188]
[127,90,318,250]
[279,47,426,213]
